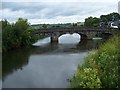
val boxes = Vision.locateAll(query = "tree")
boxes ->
[13,18,32,47]
[73,23,77,27]
[42,24,47,29]
[84,17,100,27]
[100,12,120,22]
[2,20,15,51]
[2,18,33,52]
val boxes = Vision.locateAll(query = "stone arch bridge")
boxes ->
[32,27,118,43]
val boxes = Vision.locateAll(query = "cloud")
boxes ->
[2,2,45,13]
[1,1,118,24]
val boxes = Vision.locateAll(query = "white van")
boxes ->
[111,22,118,28]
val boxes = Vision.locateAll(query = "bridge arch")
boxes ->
[101,32,113,39]
[51,32,88,43]
[95,32,113,39]
[58,33,81,44]
[77,33,87,40]
[32,27,117,43]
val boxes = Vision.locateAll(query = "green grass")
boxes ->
[69,35,119,88]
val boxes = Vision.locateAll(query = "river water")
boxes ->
[2,33,103,88]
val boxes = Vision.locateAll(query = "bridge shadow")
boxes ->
[31,43,59,54]
[77,39,103,51]
[31,38,105,54]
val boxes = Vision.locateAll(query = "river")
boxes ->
[2,33,103,88]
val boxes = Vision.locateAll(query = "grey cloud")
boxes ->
[1,2,117,24]
[2,2,45,13]
[2,2,104,18]
[43,3,103,18]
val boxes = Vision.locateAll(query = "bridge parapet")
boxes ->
[33,27,117,33]
[32,27,118,42]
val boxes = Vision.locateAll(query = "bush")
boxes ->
[2,18,37,52]
[69,35,119,88]
[70,67,101,88]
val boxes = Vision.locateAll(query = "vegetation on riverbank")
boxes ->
[1,18,45,52]
[84,12,120,27]
[69,35,119,88]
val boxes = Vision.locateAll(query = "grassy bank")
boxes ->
[69,35,119,88]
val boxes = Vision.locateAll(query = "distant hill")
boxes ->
[31,22,84,29]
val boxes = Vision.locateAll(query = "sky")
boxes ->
[0,0,120,24]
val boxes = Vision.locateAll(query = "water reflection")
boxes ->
[3,53,87,88]
[2,49,31,81]
[2,35,104,88]
[77,39,103,51]
[31,39,102,55]
[32,37,50,46]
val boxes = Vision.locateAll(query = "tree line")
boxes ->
[84,12,120,27]
[32,12,120,29]
[2,18,36,52]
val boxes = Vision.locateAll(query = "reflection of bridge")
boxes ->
[32,27,118,43]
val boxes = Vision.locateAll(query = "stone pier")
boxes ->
[51,32,59,43]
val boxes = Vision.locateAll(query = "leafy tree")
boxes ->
[2,19,9,29]
[100,15,108,22]
[13,18,31,47]
[42,24,47,29]
[73,23,77,27]
[2,20,15,51]
[84,17,100,27]
[2,18,33,52]
[100,12,120,22]
[84,12,120,27]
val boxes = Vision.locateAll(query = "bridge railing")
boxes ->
[32,27,118,34]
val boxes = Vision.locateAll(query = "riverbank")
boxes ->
[69,35,119,88]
